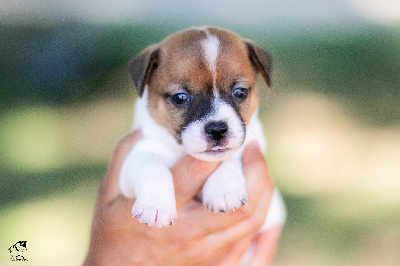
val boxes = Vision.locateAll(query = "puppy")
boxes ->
[119,26,286,229]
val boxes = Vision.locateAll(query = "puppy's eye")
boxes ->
[172,92,191,105]
[232,87,249,100]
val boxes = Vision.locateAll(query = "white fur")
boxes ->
[119,34,286,228]
[201,156,247,212]
[131,89,183,166]
[181,97,245,161]
[199,27,220,93]
[120,89,184,227]
[120,89,286,228]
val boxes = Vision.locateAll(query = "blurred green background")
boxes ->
[1,1,400,265]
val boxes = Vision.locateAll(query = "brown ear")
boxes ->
[128,44,160,97]
[244,40,272,87]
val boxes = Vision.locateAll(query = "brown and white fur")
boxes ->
[119,26,286,230]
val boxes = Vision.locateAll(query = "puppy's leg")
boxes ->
[201,156,247,212]
[120,150,177,228]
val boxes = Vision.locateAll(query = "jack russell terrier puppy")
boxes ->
[119,26,286,230]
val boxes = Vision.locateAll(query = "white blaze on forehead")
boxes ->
[198,27,220,93]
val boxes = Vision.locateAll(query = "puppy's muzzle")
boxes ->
[205,121,228,141]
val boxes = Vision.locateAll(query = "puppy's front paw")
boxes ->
[121,160,178,228]
[132,199,177,228]
[202,163,247,212]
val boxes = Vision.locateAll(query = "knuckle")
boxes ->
[251,159,268,177]
[115,136,133,152]
[236,204,255,219]
[235,197,268,230]
[250,210,266,230]
[113,131,141,157]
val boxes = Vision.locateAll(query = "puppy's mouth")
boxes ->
[203,146,232,156]
[186,143,241,162]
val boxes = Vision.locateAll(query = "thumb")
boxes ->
[98,131,142,207]
[171,156,219,209]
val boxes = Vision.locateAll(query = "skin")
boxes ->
[84,131,281,265]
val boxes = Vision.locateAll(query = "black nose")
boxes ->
[205,121,228,141]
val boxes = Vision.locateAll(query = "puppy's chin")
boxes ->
[181,132,245,162]
[185,147,237,162]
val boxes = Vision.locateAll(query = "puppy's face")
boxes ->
[129,27,272,161]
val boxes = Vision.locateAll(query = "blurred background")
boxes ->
[1,0,399,265]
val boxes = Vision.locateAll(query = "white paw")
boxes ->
[132,199,177,228]
[201,162,247,212]
[120,156,178,228]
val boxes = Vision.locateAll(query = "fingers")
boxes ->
[203,188,272,249]
[218,236,253,266]
[172,156,219,210]
[97,133,273,244]
[181,189,272,265]
[180,142,274,234]
[242,141,273,214]
[247,227,282,266]
[97,131,142,207]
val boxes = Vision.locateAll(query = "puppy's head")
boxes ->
[129,26,272,161]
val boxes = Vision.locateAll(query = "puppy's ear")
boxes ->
[244,40,272,87]
[128,44,160,97]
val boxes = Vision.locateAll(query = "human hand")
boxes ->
[84,131,281,265]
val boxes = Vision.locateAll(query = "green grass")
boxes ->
[0,163,105,206]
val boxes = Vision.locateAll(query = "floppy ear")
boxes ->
[128,44,160,97]
[244,40,272,87]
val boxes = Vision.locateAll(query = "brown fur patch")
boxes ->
[134,27,268,139]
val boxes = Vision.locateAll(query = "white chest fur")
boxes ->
[119,90,286,230]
